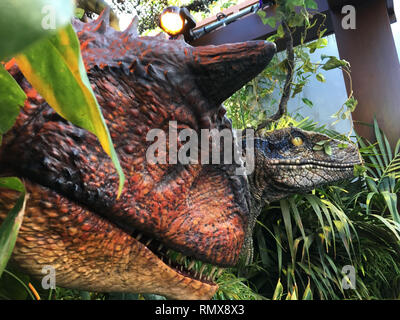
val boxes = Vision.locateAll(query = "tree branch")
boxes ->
[256,20,294,132]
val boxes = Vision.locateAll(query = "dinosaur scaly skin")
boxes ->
[0,10,361,299]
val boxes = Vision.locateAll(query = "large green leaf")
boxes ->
[0,0,74,60]
[0,65,27,141]
[0,177,25,193]
[15,24,125,196]
[272,278,284,300]
[0,177,27,278]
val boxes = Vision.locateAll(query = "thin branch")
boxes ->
[256,20,295,132]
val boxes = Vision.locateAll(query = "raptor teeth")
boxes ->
[136,233,142,241]
[157,243,163,251]
[210,266,217,278]
[199,264,207,278]
[188,261,195,270]
[216,268,224,277]
[146,238,152,246]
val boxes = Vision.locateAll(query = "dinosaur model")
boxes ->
[0,10,362,299]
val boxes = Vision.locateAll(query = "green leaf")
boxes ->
[277,24,285,39]
[371,214,400,242]
[0,0,74,60]
[0,178,27,278]
[322,56,350,71]
[302,98,313,108]
[374,118,388,167]
[381,191,400,224]
[316,73,326,83]
[305,0,318,9]
[288,13,305,28]
[324,143,332,156]
[75,8,85,19]
[292,82,305,98]
[257,11,276,28]
[307,38,328,53]
[0,177,26,193]
[345,96,358,112]
[287,0,305,7]
[302,279,313,300]
[0,267,32,300]
[0,65,26,138]
[272,279,284,300]
[281,200,294,263]
[15,24,125,197]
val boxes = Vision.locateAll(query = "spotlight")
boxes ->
[159,6,196,41]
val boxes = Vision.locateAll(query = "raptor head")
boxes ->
[249,127,363,204]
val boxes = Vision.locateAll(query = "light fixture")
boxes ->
[159,6,196,41]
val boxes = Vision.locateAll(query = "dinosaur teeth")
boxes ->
[216,268,224,277]
[199,264,207,278]
[188,261,195,270]
[146,238,152,246]
[175,253,182,263]
[136,233,143,241]
[157,243,163,251]
[210,266,217,278]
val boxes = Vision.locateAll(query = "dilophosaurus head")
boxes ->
[0,9,361,300]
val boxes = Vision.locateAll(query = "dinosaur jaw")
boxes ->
[0,179,221,300]
[130,229,222,297]
[269,159,360,189]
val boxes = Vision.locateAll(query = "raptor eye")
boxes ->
[291,137,303,147]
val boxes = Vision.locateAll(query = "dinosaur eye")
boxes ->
[291,137,303,147]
